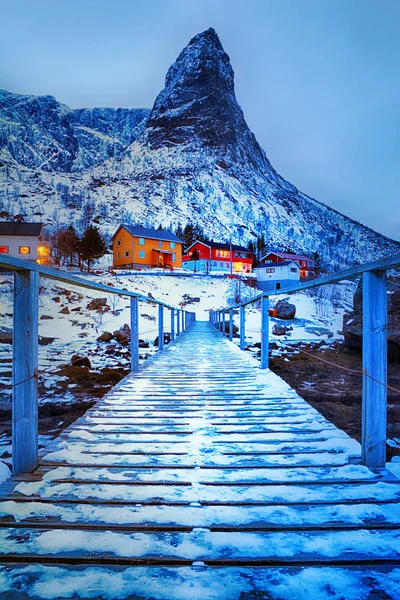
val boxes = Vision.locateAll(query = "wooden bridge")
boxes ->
[1,320,400,598]
[0,253,400,598]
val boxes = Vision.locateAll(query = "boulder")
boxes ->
[0,327,12,344]
[40,315,54,320]
[222,321,239,335]
[274,299,296,320]
[38,336,57,345]
[272,324,289,336]
[87,298,108,311]
[59,307,70,315]
[154,332,171,346]
[343,280,400,362]
[71,354,91,368]
[139,339,149,348]
[97,331,114,342]
[53,296,61,303]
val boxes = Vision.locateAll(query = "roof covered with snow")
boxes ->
[263,251,314,264]
[0,222,43,237]
[256,260,299,269]
[114,225,182,243]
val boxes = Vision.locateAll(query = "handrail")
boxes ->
[0,254,176,310]
[210,251,400,470]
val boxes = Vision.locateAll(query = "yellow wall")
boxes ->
[113,227,182,268]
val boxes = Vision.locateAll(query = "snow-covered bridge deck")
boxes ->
[1,321,400,599]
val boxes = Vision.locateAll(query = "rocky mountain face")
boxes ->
[0,28,399,268]
[0,90,149,172]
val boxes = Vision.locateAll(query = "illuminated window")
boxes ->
[170,242,176,249]
[125,251,129,258]
[116,240,121,246]
[158,240,163,248]
[19,246,30,255]
[139,250,145,259]
[138,238,145,245]
[0,246,8,254]
[265,268,275,273]
[216,250,230,258]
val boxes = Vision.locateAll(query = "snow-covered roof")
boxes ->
[0,222,43,237]
[255,260,299,269]
[186,239,251,253]
[113,224,182,243]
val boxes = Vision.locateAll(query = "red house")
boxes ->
[183,240,253,273]
[261,251,315,279]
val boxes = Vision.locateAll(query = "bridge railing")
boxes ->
[210,253,400,469]
[0,255,196,475]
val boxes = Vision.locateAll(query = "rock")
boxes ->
[38,336,57,345]
[71,354,91,368]
[53,296,61,303]
[343,280,400,362]
[0,327,12,344]
[40,315,54,320]
[97,331,114,342]
[114,331,129,345]
[105,344,116,355]
[222,321,239,335]
[87,298,108,311]
[274,300,296,320]
[154,332,172,346]
[272,324,289,336]
[139,339,149,348]
[119,323,131,337]
[71,307,82,312]
[59,307,70,315]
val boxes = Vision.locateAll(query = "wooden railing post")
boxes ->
[181,310,185,332]
[229,309,233,341]
[158,304,164,351]
[170,308,175,342]
[13,270,39,474]
[130,296,139,372]
[240,305,245,350]
[261,295,269,369]
[362,270,387,468]
[222,310,226,336]
[177,310,180,336]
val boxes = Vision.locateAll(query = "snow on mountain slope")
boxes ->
[1,29,399,269]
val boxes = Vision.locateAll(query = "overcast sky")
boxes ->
[1,0,399,240]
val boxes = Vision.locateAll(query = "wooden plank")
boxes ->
[362,270,387,468]
[12,269,39,475]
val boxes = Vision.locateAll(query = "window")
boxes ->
[265,267,275,273]
[0,246,8,254]
[216,249,229,258]
[170,242,176,249]
[138,238,145,245]
[117,252,120,260]
[158,240,163,248]
[290,267,297,273]
[276,282,281,290]
[139,250,145,259]
[213,261,217,266]
[226,263,230,268]
[116,239,121,246]
[19,246,30,255]
[125,251,129,258]
[172,253,176,263]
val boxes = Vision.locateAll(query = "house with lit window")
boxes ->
[111,225,183,269]
[182,240,253,273]
[260,251,315,279]
[256,260,300,292]
[0,222,50,264]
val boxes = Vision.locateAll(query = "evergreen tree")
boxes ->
[191,248,200,272]
[79,226,107,271]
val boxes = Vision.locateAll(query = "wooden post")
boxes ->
[181,310,185,332]
[240,305,245,350]
[222,311,226,336]
[170,309,175,342]
[362,270,387,468]
[13,270,39,474]
[130,296,139,372]
[261,295,269,369]
[229,309,233,341]
[177,310,180,336]
[158,304,164,351]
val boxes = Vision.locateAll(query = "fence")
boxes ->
[0,254,196,475]
[210,253,400,469]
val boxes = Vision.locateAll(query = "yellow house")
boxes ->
[112,225,183,269]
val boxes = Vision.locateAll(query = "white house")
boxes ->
[0,222,49,263]
[256,260,300,292]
